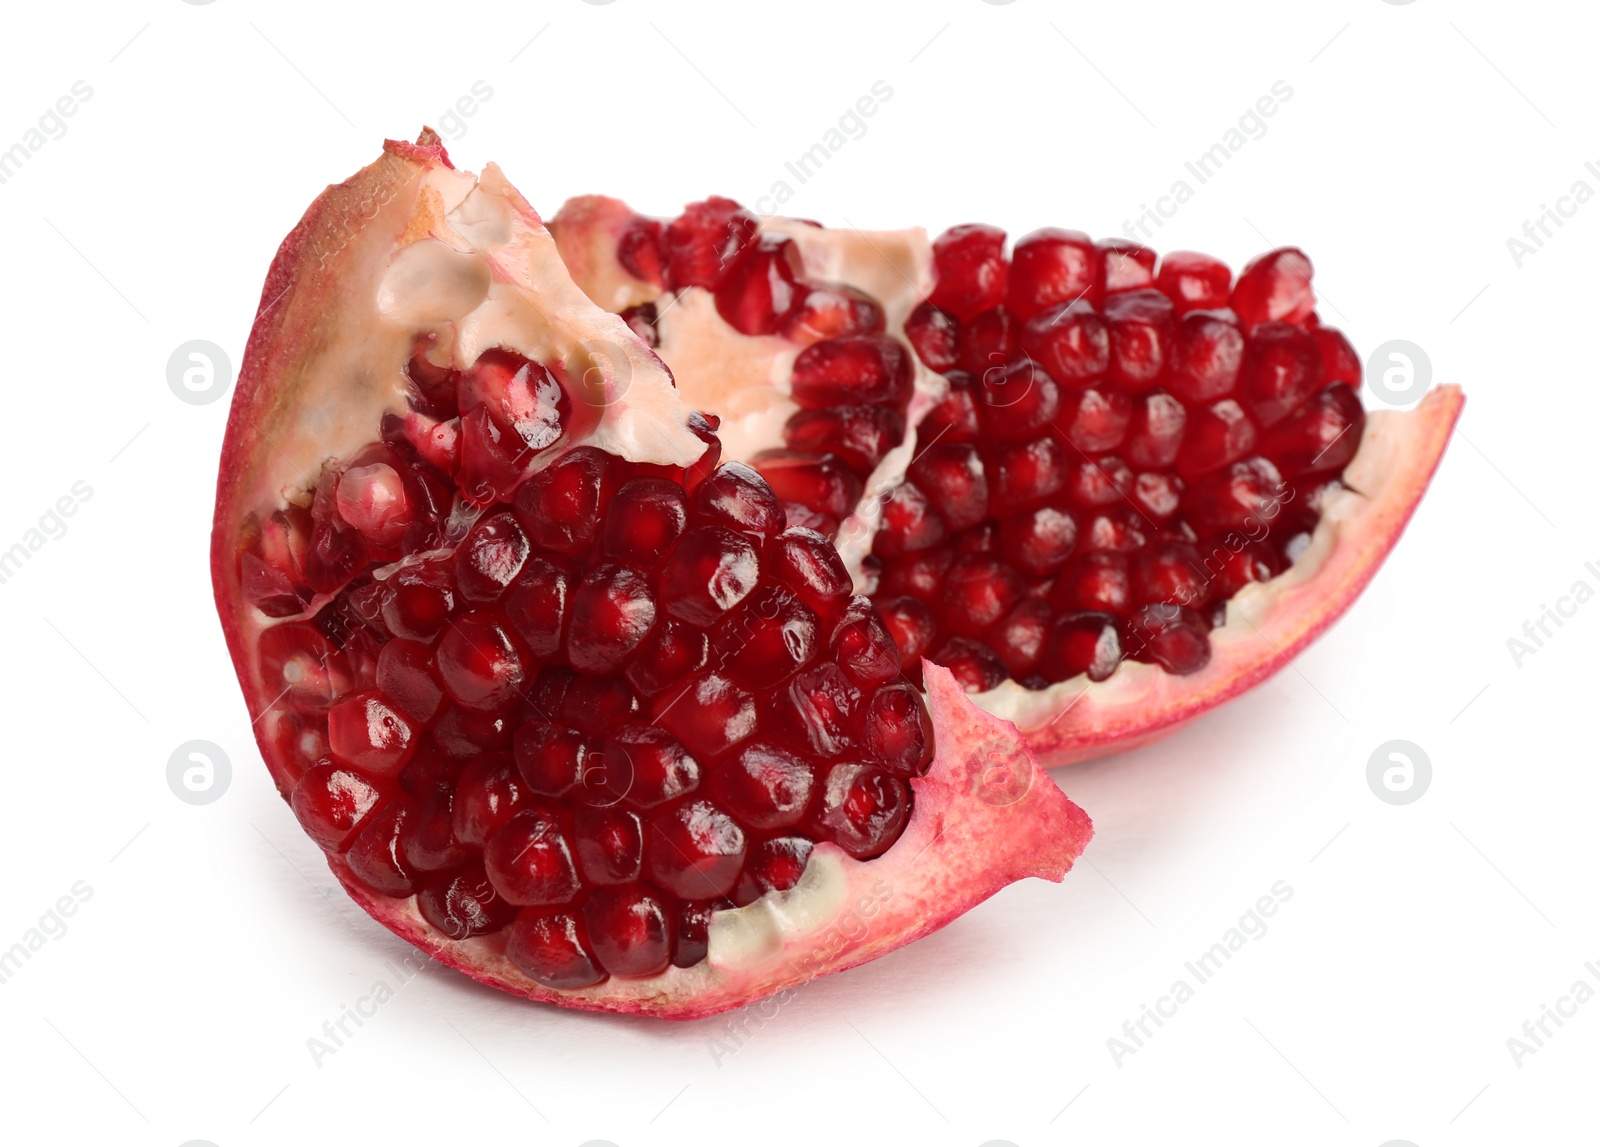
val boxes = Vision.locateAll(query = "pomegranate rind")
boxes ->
[981,385,1464,763]
[337,664,1090,1020]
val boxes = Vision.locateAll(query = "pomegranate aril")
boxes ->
[766,662,863,758]
[987,436,1068,514]
[240,551,305,618]
[583,886,672,978]
[616,216,666,286]
[625,617,709,698]
[998,505,1078,576]
[750,450,862,522]
[1313,327,1361,386]
[690,461,786,540]
[831,596,901,687]
[1204,538,1284,599]
[928,635,1007,693]
[432,705,512,758]
[291,764,384,852]
[1081,506,1150,553]
[1177,399,1259,479]
[514,722,593,799]
[418,866,518,940]
[1099,239,1157,293]
[1157,251,1232,313]
[514,446,610,554]
[1064,455,1134,509]
[602,478,688,569]
[328,692,416,776]
[737,838,813,903]
[672,900,721,968]
[1104,288,1175,391]
[659,524,760,625]
[1007,228,1098,320]
[653,671,757,760]
[1263,384,1365,476]
[782,283,884,344]
[1124,390,1187,468]
[813,763,910,859]
[1052,551,1135,616]
[305,476,367,593]
[904,300,962,371]
[573,806,644,886]
[877,546,952,602]
[684,411,723,492]
[917,375,982,445]
[601,724,701,809]
[908,443,989,532]
[435,609,526,711]
[785,405,905,475]
[715,234,804,336]
[877,595,938,669]
[1020,299,1110,385]
[563,563,658,674]
[1041,612,1123,682]
[709,585,821,689]
[1058,384,1133,453]
[929,223,1008,319]
[500,556,571,662]
[977,360,1061,441]
[1241,321,1322,428]
[665,196,759,290]
[257,622,352,713]
[454,511,529,603]
[1134,540,1209,607]
[1231,247,1315,327]
[873,482,947,559]
[770,526,853,613]
[1132,470,1184,520]
[647,799,749,899]
[939,555,1024,637]
[452,753,525,846]
[989,596,1053,680]
[335,463,410,546]
[485,806,581,906]
[507,908,602,989]
[372,639,441,722]
[957,307,1017,378]
[378,560,455,642]
[344,799,417,897]
[790,335,912,409]
[1125,603,1212,675]
[710,741,817,830]
[559,676,642,737]
[1184,456,1286,535]
[401,782,468,872]
[862,682,934,777]
[457,351,569,503]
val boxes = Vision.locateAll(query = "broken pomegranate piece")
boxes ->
[213,134,1091,1019]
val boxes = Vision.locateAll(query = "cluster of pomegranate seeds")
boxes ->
[613,199,911,536]
[879,229,1365,690]
[244,346,934,989]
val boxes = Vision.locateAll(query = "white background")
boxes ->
[0,1,1593,1144]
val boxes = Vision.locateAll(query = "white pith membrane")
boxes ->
[551,198,1465,767]
[212,136,1091,1019]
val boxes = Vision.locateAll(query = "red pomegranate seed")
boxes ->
[418,866,518,939]
[928,635,1008,692]
[600,723,701,808]
[1263,384,1365,476]
[240,551,304,618]
[380,559,456,642]
[917,374,982,446]
[400,780,469,871]
[616,216,666,286]
[1176,399,1259,478]
[709,742,816,830]
[559,675,640,736]
[830,596,901,687]
[336,463,410,545]
[929,223,1008,319]
[376,638,444,723]
[938,555,1024,637]
[514,721,594,799]
[573,805,644,885]
[436,610,527,711]
[770,526,853,613]
[1064,455,1134,508]
[514,446,610,554]
[328,692,416,775]
[507,908,602,989]
[624,617,709,698]
[1231,247,1315,327]
[1313,328,1361,385]
[1007,228,1098,320]
[583,885,672,977]
[565,563,658,674]
[784,405,906,475]
[691,461,787,540]
[1124,603,1212,674]
[457,351,569,503]
[653,671,757,760]
[646,799,749,899]
[1240,321,1323,428]
[1133,540,1209,607]
[1156,251,1231,313]
[1203,539,1284,599]
[908,443,989,532]
[658,524,760,625]
[602,479,688,569]
[790,335,913,409]
[1098,238,1156,293]
[952,523,997,555]
[1184,456,1287,535]
[502,555,571,660]
[751,450,862,521]
[861,681,935,777]
[1169,308,1245,404]
[291,764,384,851]
[664,196,759,290]
[1080,506,1150,552]
[987,436,1068,514]
[977,360,1062,441]
[737,838,813,903]
[257,622,352,713]
[904,300,962,370]
[998,505,1079,576]
[1052,551,1135,616]
[1104,288,1175,391]
[989,596,1053,680]
[813,763,910,859]
[873,482,947,558]
[876,596,938,670]
[715,234,804,336]
[1040,612,1123,682]
[876,546,953,602]
[484,806,581,906]
[1020,299,1110,385]
[781,283,884,344]
[432,706,512,758]
[766,662,862,758]
[957,307,1017,377]
[452,753,525,847]
[1058,384,1133,453]
[1124,391,1187,468]
[455,510,530,602]
[709,585,821,689]
[1131,471,1184,520]
[344,800,417,896]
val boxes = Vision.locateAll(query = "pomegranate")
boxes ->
[212,133,1092,1020]
[552,196,1464,766]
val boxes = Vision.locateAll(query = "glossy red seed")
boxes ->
[1169,308,1245,405]
[1080,506,1150,552]
[653,671,757,760]
[583,885,672,977]
[455,510,530,603]
[400,782,468,872]
[928,635,1008,692]
[565,563,658,674]
[830,596,902,687]
[573,806,644,886]
[709,585,821,689]
[513,446,610,554]
[766,661,863,758]
[328,692,416,775]
[502,555,571,660]
[989,596,1054,680]
[624,617,709,698]
[1231,247,1315,327]
[790,335,913,409]
[1020,299,1110,384]
[1240,321,1322,428]
[1007,227,1099,320]
[987,436,1068,514]
[485,806,581,906]
[1201,538,1283,600]
[861,682,935,777]
[977,360,1062,442]
[917,374,982,446]
[1124,603,1212,674]
[1099,238,1157,293]
[1104,288,1175,391]
[418,866,518,939]
[671,901,722,968]
[291,764,384,851]
[1124,390,1187,468]
[711,741,817,830]
[457,351,569,504]
[1176,399,1259,479]
[432,705,512,758]
[1058,384,1133,453]
[690,461,787,540]
[715,234,804,335]
[602,478,688,569]
[998,505,1079,576]
[380,560,455,642]
[908,443,989,532]
[938,555,1024,636]
[1184,456,1287,536]
[435,610,526,711]
[1040,612,1123,682]
[658,525,761,625]
[1156,251,1232,313]
[782,283,884,345]
[904,300,962,370]
[1134,540,1210,607]
[1263,384,1365,476]
[957,307,1016,378]
[1064,455,1134,508]
[1132,471,1184,520]
[615,216,666,286]
[737,838,814,903]
[929,223,1008,319]
[876,546,953,602]
[559,674,641,736]
[1052,551,1135,616]
[770,526,853,613]
[1313,328,1362,385]
[784,405,906,475]
[374,638,444,723]
[813,763,910,859]
[452,753,525,847]
[647,799,749,899]
[344,800,417,897]
[873,482,947,559]
[877,595,938,668]
[751,450,862,521]
[513,722,594,799]
[507,908,602,989]
[664,196,759,290]
[600,724,701,809]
